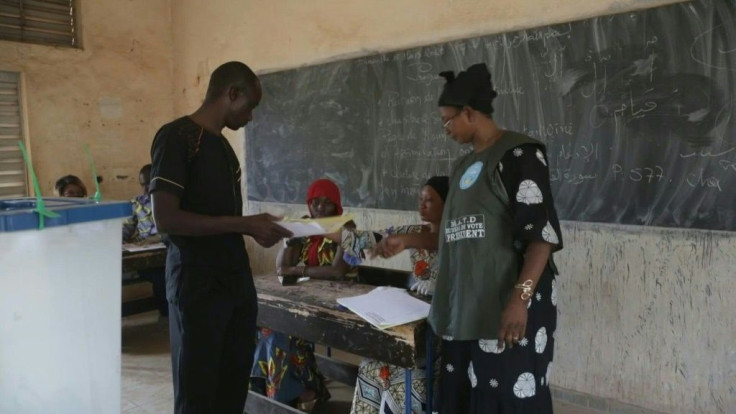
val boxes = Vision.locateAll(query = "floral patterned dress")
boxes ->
[343,225,438,414]
[249,237,336,404]
[122,193,158,242]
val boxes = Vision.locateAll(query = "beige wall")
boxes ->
[0,0,174,200]
[172,1,733,413]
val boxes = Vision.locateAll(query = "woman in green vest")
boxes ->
[372,63,563,413]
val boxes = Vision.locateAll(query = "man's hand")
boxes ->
[152,191,292,241]
[242,213,292,247]
[497,297,528,349]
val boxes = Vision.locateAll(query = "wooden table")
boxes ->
[250,273,434,414]
[254,274,427,368]
[122,246,166,273]
[121,246,166,316]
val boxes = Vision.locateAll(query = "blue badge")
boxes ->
[459,161,483,189]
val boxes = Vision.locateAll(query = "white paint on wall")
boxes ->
[98,97,123,120]
[555,220,736,413]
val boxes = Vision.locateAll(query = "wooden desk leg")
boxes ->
[426,329,434,414]
[405,368,412,414]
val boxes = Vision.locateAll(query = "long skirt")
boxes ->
[435,267,557,413]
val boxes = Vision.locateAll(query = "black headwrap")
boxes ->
[425,176,449,202]
[437,63,498,116]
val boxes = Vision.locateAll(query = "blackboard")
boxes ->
[246,0,736,231]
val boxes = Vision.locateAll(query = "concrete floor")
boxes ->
[121,311,600,414]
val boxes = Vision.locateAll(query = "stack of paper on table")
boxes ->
[277,214,354,238]
[337,286,430,330]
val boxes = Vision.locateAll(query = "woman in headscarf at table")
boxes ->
[372,63,563,413]
[250,178,351,412]
[333,176,448,414]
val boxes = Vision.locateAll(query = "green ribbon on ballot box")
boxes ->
[18,140,60,230]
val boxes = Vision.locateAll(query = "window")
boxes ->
[0,71,29,197]
[0,0,78,47]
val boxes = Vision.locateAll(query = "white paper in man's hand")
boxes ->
[277,214,354,238]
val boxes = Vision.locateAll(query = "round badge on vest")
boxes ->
[459,161,484,189]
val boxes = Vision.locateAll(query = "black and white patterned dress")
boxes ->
[437,143,563,413]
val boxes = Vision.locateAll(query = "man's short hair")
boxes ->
[204,61,258,102]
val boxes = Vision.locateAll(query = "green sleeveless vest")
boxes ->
[428,131,543,340]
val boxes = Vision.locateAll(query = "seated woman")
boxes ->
[250,178,352,412]
[54,175,87,198]
[123,164,159,243]
[122,164,167,317]
[340,176,448,414]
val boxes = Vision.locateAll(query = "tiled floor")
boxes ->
[121,312,174,414]
[121,312,599,414]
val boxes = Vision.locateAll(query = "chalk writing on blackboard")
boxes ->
[247,0,736,231]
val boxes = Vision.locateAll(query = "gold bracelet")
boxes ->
[514,279,534,301]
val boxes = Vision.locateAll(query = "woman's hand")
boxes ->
[497,297,529,349]
[410,279,435,296]
[368,235,406,259]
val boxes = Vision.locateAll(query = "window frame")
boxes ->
[0,0,79,48]
[0,69,32,198]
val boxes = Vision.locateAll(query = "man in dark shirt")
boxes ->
[150,61,292,414]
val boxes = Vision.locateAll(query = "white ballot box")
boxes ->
[0,198,131,414]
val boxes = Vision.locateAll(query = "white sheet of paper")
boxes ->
[277,214,354,238]
[122,242,166,252]
[277,221,327,238]
[337,286,430,330]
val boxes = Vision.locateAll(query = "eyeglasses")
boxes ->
[442,111,462,128]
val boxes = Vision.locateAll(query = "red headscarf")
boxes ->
[305,179,343,266]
